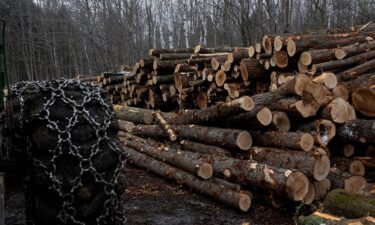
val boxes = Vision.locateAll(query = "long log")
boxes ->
[339,73,375,93]
[132,124,252,151]
[250,131,314,152]
[336,119,375,144]
[331,157,365,176]
[298,211,375,225]
[300,48,336,66]
[149,48,194,57]
[207,155,309,201]
[225,106,273,128]
[335,41,375,59]
[121,145,251,211]
[297,119,336,147]
[337,58,375,80]
[114,105,154,124]
[120,138,213,179]
[159,53,193,60]
[327,168,367,194]
[323,189,375,218]
[194,45,237,54]
[246,146,330,181]
[287,35,374,57]
[167,96,254,125]
[178,139,231,157]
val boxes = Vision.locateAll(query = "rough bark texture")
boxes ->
[323,189,375,218]
[336,119,375,144]
[250,131,314,151]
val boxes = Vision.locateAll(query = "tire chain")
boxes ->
[8,79,126,224]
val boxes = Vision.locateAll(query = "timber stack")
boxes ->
[91,23,375,214]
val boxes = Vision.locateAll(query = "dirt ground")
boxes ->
[5,165,295,225]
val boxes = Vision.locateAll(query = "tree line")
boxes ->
[0,0,374,82]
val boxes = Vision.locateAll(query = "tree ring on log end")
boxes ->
[344,176,367,194]
[239,194,252,212]
[313,155,331,181]
[350,160,365,176]
[302,182,316,205]
[197,163,213,180]
[286,172,309,201]
[236,131,252,150]
[299,133,314,151]
[257,107,273,126]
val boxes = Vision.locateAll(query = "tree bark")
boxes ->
[327,168,367,194]
[132,124,252,151]
[298,211,375,225]
[245,146,330,181]
[323,189,375,218]
[240,58,267,81]
[178,139,231,157]
[335,41,375,59]
[121,145,251,212]
[297,119,336,147]
[331,157,365,176]
[250,131,314,151]
[336,119,375,144]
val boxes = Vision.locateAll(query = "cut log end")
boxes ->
[317,120,336,147]
[144,112,154,124]
[272,112,291,131]
[287,40,296,57]
[299,133,315,152]
[118,120,135,133]
[286,172,310,201]
[302,182,316,205]
[236,131,252,150]
[344,176,367,194]
[334,48,347,60]
[236,96,255,111]
[197,163,214,180]
[343,144,355,157]
[300,52,312,66]
[274,51,289,68]
[313,155,331,181]
[350,160,366,176]
[215,70,227,87]
[352,87,375,117]
[238,194,252,212]
[257,107,273,126]
[313,72,338,89]
[274,37,283,52]
[333,85,349,101]
[248,46,255,57]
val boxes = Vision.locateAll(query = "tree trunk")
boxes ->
[159,53,193,60]
[331,157,365,176]
[250,131,314,151]
[240,58,267,81]
[297,119,336,147]
[178,139,231,157]
[336,119,375,144]
[323,189,375,218]
[300,48,336,66]
[245,146,330,181]
[132,124,252,151]
[327,168,367,194]
[121,145,251,212]
[335,41,375,59]
[149,48,194,57]
[167,96,254,125]
[120,138,213,179]
[298,211,375,225]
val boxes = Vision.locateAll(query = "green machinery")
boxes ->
[0,19,8,109]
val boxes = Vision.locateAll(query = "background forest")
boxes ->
[0,0,375,82]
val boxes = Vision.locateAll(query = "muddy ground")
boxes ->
[6,165,296,225]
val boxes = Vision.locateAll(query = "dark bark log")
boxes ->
[228,49,250,63]
[132,124,252,151]
[297,119,336,147]
[335,41,375,59]
[240,58,268,81]
[114,105,154,124]
[336,119,375,144]
[314,50,375,72]
[178,139,231,157]
[340,73,375,93]
[331,157,365,176]
[121,145,251,211]
[327,168,367,194]
[159,53,193,60]
[300,48,336,66]
[246,146,330,181]
[298,211,375,225]
[174,63,198,73]
[153,59,189,72]
[337,58,375,80]
[167,96,254,125]
[194,45,238,54]
[152,74,174,84]
[250,131,314,151]
[149,48,194,57]
[287,35,374,57]
[323,189,375,218]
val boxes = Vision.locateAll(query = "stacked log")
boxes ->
[107,23,374,212]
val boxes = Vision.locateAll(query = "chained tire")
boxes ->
[5,79,126,225]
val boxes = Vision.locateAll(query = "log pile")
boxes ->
[88,23,375,212]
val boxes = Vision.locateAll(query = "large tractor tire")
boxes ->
[5,79,126,225]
